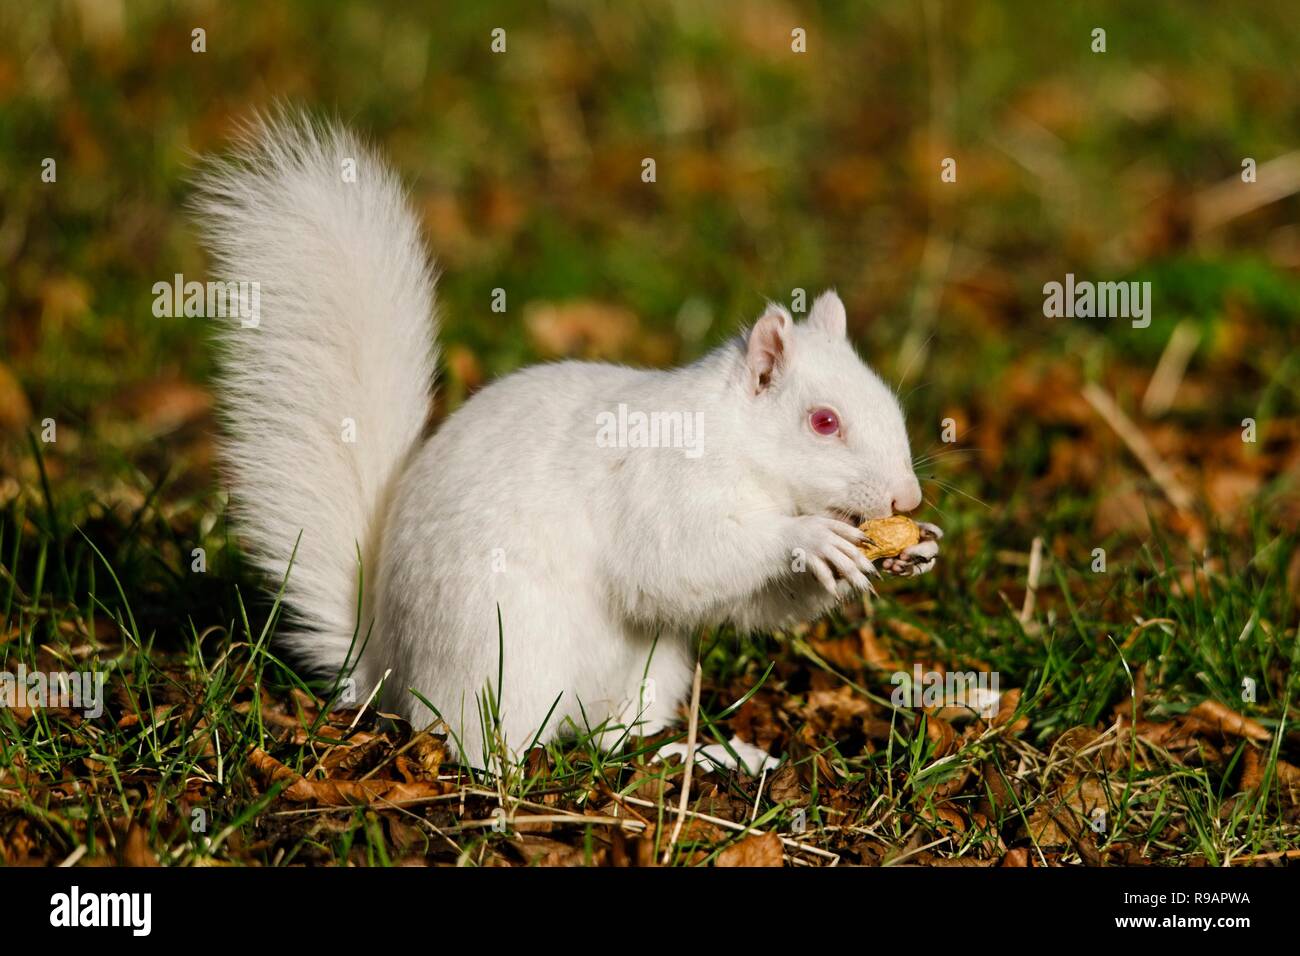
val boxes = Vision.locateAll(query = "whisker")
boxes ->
[912,448,981,468]
[909,438,951,465]
[921,476,993,510]
[898,379,934,407]
[920,492,951,520]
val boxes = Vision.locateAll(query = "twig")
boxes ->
[1019,536,1044,626]
[1229,848,1300,865]
[1193,150,1300,234]
[883,835,951,866]
[264,792,465,816]
[347,668,392,731]
[1142,321,1200,418]
[303,667,392,779]
[622,794,840,864]
[381,795,467,857]
[661,660,702,864]
[443,814,642,835]
[1083,384,1195,512]
[750,765,768,823]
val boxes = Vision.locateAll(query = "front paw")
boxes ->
[789,515,876,595]
[880,521,943,577]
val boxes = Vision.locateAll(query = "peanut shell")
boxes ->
[857,515,921,560]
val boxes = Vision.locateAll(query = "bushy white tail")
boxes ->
[193,111,437,676]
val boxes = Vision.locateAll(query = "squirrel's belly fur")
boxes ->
[373,363,699,757]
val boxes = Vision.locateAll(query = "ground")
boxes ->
[1,0,1298,866]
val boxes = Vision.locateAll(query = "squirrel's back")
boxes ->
[193,111,438,678]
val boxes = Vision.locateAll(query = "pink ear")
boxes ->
[807,290,847,338]
[746,307,792,393]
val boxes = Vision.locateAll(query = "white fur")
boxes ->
[193,112,437,678]
[199,113,930,763]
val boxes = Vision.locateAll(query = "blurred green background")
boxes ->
[2,0,1300,869]
[1,0,1298,551]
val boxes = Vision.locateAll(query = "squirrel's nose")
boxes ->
[892,478,922,514]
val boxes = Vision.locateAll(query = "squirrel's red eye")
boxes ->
[810,407,840,436]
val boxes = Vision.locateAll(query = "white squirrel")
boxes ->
[194,113,941,763]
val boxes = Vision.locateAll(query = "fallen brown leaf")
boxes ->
[524,300,639,359]
[1190,700,1270,743]
[121,825,158,867]
[716,831,783,867]
[992,688,1028,734]
[0,362,31,433]
[248,748,449,806]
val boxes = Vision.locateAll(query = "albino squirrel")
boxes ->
[195,113,941,763]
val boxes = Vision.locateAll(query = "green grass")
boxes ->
[2,462,1296,865]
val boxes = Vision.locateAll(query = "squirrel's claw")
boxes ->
[916,521,943,542]
[881,523,942,576]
